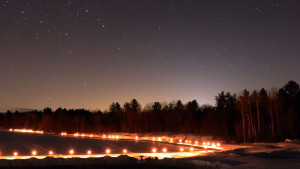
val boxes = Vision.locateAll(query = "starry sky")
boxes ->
[0,0,300,111]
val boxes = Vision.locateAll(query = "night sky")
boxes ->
[0,0,299,111]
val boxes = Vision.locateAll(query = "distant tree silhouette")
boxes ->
[0,81,299,142]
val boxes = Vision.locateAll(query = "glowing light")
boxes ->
[163,148,167,152]
[212,143,216,148]
[116,135,119,139]
[189,140,191,144]
[190,147,194,151]
[74,133,79,136]
[179,139,182,143]
[135,136,138,140]
[106,149,111,154]
[217,143,220,147]
[87,150,92,155]
[185,140,188,143]
[103,134,106,138]
[195,141,198,144]
[158,137,161,141]
[13,152,18,156]
[90,134,93,137]
[49,151,53,155]
[32,150,37,156]
[112,135,115,138]
[69,149,74,155]
[9,128,13,131]
[203,142,206,145]
[81,134,85,137]
[108,135,111,138]
[207,142,210,146]
[123,149,127,153]
[180,148,184,152]
[152,148,157,153]
[170,138,173,143]
[152,137,155,141]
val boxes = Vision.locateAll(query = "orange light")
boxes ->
[195,141,198,144]
[106,149,111,154]
[190,147,194,151]
[123,149,127,153]
[212,143,216,147]
[203,142,206,145]
[180,148,184,152]
[217,143,220,147]
[135,136,138,140]
[32,150,37,156]
[69,149,74,155]
[185,140,188,143]
[81,134,85,137]
[163,148,167,152]
[170,138,173,143]
[152,137,155,141]
[207,142,210,146]
[116,135,119,139]
[87,150,92,155]
[103,134,106,138]
[49,151,53,155]
[158,138,161,141]
[13,152,18,156]
[152,148,157,153]
[90,134,93,137]
[179,139,182,143]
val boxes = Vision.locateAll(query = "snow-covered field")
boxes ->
[0,130,300,168]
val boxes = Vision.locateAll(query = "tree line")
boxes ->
[0,80,299,142]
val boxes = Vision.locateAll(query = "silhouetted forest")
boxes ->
[0,80,299,142]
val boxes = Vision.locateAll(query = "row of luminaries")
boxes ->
[2,147,201,157]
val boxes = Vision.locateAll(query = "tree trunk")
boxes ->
[270,100,275,137]
[242,104,246,142]
[275,98,280,136]
[256,99,260,135]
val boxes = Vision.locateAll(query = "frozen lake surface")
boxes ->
[0,131,201,156]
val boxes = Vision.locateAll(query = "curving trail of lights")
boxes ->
[2,128,222,160]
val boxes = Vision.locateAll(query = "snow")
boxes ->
[1,130,300,168]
